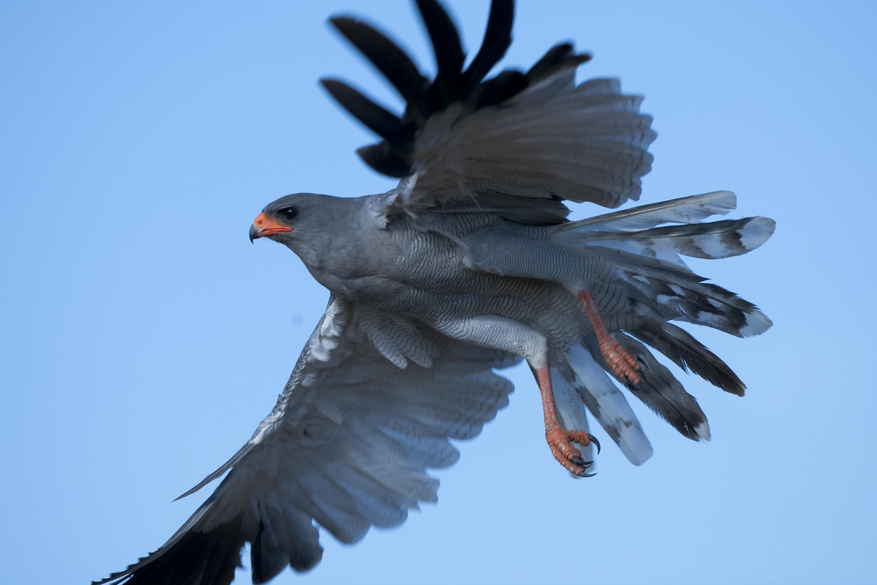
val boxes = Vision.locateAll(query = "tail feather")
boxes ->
[608,253,772,338]
[573,216,775,266]
[615,334,710,441]
[631,319,745,396]
[637,216,775,260]
[562,345,653,465]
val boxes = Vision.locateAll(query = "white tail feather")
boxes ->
[563,346,653,465]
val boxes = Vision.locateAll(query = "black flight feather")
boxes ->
[527,42,592,82]
[329,16,432,123]
[475,69,528,108]
[357,142,413,177]
[330,0,597,179]
[460,0,514,94]
[320,78,412,148]
[94,516,245,585]
[415,0,465,106]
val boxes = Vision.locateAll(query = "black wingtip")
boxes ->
[474,69,528,108]
[415,0,466,106]
[326,0,594,180]
[319,78,412,147]
[329,14,432,123]
[460,0,515,92]
[357,142,413,178]
[527,42,592,83]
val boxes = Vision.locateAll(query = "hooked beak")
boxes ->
[249,212,292,243]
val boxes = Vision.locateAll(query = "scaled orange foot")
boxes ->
[545,424,599,477]
[599,337,641,384]
[536,366,600,477]
[578,290,642,384]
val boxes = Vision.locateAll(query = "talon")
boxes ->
[574,459,594,472]
[569,429,600,456]
[545,426,600,475]
[590,435,601,455]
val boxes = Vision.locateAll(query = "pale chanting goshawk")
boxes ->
[95,1,774,583]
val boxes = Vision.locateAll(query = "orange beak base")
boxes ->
[250,212,292,242]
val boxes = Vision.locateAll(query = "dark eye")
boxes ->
[279,206,298,221]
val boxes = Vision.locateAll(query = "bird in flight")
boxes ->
[94,0,774,583]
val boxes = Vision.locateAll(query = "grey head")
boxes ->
[249,192,344,247]
[249,192,373,273]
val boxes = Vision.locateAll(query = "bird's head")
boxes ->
[249,192,336,248]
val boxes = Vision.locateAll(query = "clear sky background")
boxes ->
[2,1,876,584]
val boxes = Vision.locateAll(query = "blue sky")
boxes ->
[1,1,875,584]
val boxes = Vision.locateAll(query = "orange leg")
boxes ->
[536,367,599,477]
[578,290,641,384]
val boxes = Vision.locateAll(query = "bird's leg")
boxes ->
[428,314,601,476]
[578,290,641,384]
[536,365,599,477]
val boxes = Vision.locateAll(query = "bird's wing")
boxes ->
[94,296,518,585]
[323,0,654,225]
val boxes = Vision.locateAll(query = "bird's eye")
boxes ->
[279,206,298,221]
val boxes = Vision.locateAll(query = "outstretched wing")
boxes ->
[323,0,655,224]
[94,296,518,585]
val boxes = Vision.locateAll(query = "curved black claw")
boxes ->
[580,470,597,478]
[570,456,594,468]
[590,435,601,455]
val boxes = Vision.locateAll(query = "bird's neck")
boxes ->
[290,195,405,303]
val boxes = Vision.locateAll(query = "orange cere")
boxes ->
[252,212,292,236]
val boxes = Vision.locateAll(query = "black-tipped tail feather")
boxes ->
[615,334,711,441]
[631,319,746,396]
